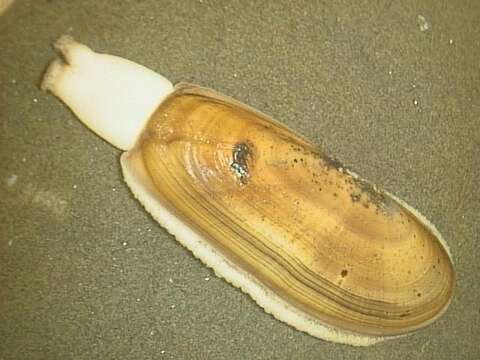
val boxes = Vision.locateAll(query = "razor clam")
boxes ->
[41,36,455,346]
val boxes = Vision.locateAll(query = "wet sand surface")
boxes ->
[1,1,479,359]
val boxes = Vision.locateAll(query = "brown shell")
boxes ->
[124,84,454,337]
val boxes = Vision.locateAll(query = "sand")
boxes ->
[1,1,479,359]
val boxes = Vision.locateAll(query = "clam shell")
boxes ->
[122,84,454,343]
[41,37,454,346]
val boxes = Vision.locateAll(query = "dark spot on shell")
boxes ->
[352,177,394,212]
[350,192,361,202]
[322,154,347,172]
[300,145,395,213]
[231,142,252,185]
[341,269,348,277]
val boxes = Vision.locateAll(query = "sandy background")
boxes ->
[1,1,479,359]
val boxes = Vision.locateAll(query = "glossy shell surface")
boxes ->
[122,84,454,340]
